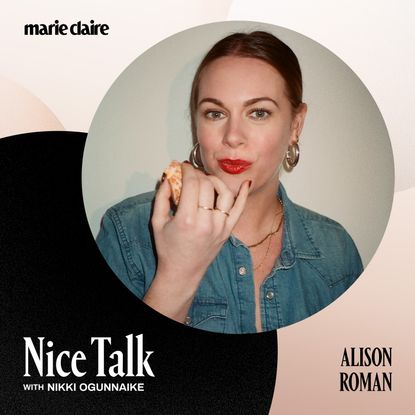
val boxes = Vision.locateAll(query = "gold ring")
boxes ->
[215,207,230,217]
[198,205,214,211]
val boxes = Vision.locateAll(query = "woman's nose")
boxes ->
[222,117,246,148]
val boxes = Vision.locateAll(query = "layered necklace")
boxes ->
[248,199,284,271]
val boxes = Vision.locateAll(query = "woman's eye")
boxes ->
[250,108,270,120]
[205,111,225,120]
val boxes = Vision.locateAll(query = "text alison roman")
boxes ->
[340,347,392,392]
[23,334,155,378]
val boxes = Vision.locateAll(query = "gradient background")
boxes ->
[1,1,414,413]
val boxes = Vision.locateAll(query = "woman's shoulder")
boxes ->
[289,202,364,275]
[279,184,352,238]
[100,191,156,245]
[291,202,356,248]
[293,203,348,232]
[106,191,155,219]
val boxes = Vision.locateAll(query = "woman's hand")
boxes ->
[143,163,250,322]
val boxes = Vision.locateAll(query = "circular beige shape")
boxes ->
[0,76,63,138]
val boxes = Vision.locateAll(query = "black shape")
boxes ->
[0,131,277,414]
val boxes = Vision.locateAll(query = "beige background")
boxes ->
[1,1,414,413]
[82,21,393,269]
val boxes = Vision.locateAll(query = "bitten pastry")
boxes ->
[163,161,182,205]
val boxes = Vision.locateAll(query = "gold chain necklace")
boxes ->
[247,199,284,249]
[252,213,284,271]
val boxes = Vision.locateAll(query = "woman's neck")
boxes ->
[232,180,282,244]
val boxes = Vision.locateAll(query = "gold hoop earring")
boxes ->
[189,142,204,169]
[285,142,300,171]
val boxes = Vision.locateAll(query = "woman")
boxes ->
[97,31,363,334]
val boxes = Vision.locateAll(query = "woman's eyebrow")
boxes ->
[198,97,279,108]
[198,97,224,107]
[244,97,279,108]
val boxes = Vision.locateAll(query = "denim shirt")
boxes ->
[96,184,363,334]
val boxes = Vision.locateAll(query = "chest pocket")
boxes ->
[186,297,228,333]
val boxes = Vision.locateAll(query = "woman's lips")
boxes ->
[218,159,252,174]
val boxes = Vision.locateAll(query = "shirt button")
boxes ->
[184,316,192,325]
[265,291,275,300]
[238,266,247,276]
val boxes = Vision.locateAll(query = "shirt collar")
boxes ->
[278,183,322,268]
[229,183,322,268]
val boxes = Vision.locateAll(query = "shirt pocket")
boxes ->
[187,297,228,334]
[316,271,358,288]
[303,256,361,288]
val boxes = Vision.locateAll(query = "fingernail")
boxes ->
[182,160,191,164]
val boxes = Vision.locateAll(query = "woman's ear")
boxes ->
[290,103,307,145]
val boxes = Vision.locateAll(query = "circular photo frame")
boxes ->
[82,21,394,334]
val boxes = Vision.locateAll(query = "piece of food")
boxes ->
[163,161,182,205]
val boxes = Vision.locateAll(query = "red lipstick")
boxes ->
[218,159,252,174]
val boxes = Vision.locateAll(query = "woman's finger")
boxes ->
[226,180,250,230]
[152,178,172,230]
[175,163,200,219]
[197,176,215,215]
[206,175,236,222]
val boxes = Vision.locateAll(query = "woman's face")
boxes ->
[195,56,306,196]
